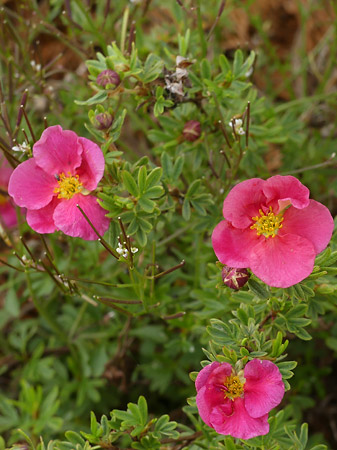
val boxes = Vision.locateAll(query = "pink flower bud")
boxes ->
[95,112,113,130]
[96,69,121,88]
[182,120,201,142]
[221,265,250,290]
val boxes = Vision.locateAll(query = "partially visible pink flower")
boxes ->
[212,176,334,288]
[8,125,110,240]
[196,359,285,440]
[0,155,17,228]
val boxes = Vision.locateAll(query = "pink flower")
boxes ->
[8,125,110,240]
[212,176,334,288]
[0,155,17,228]
[195,359,285,440]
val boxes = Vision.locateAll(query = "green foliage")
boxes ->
[1,0,337,449]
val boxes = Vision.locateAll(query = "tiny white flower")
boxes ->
[131,247,138,254]
[12,142,31,153]
[30,60,41,71]
[229,118,245,136]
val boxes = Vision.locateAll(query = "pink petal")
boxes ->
[212,220,259,267]
[249,233,316,288]
[26,197,59,234]
[281,200,334,254]
[244,359,284,418]
[53,194,110,240]
[210,397,269,440]
[33,125,82,176]
[76,137,105,191]
[222,178,266,229]
[195,362,232,427]
[196,385,226,427]
[8,159,57,209]
[263,175,310,212]
[196,362,221,392]
[0,156,13,187]
[0,201,17,228]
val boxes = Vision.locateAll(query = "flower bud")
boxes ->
[96,69,121,88]
[95,112,113,130]
[221,265,250,290]
[182,120,201,142]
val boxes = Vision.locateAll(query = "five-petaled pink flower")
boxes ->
[212,176,334,288]
[0,155,17,228]
[8,125,110,240]
[196,359,284,440]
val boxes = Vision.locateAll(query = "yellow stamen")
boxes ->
[223,375,244,400]
[0,194,7,206]
[250,206,284,238]
[53,172,83,200]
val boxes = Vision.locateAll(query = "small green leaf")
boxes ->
[138,166,147,194]
[75,90,108,106]
[123,171,139,197]
[138,197,155,213]
[146,167,162,188]
[182,198,191,220]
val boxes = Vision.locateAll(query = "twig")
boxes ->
[77,204,119,259]
[21,105,36,143]
[98,297,142,305]
[282,153,336,175]
[207,0,225,41]
[245,101,250,148]
[152,260,185,279]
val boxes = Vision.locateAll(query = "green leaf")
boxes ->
[64,431,86,446]
[233,49,244,77]
[186,179,201,198]
[146,167,162,188]
[172,156,184,180]
[219,54,231,74]
[110,109,127,142]
[145,186,163,198]
[248,279,270,300]
[142,54,164,83]
[138,197,155,213]
[138,166,147,194]
[161,152,173,178]
[123,171,139,197]
[200,59,211,80]
[136,228,147,246]
[75,90,107,106]
[137,396,148,425]
[182,198,191,221]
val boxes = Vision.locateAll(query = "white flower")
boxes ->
[12,142,31,153]
[30,60,41,72]
[229,118,245,136]
[116,243,138,258]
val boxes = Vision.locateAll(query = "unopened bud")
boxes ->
[95,112,113,130]
[96,69,121,88]
[222,265,250,290]
[182,120,201,142]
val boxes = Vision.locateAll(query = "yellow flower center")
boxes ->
[54,172,83,199]
[223,375,244,400]
[0,193,7,206]
[250,206,284,238]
